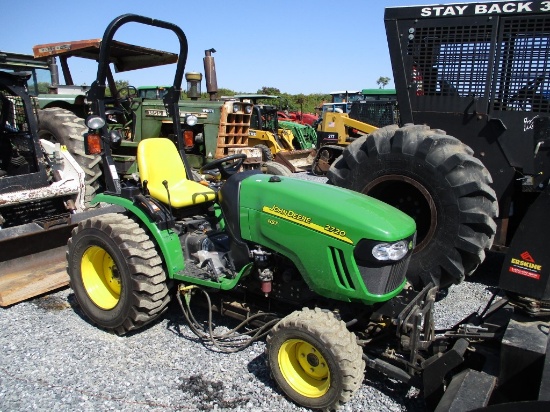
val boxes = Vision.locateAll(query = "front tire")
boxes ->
[67,213,171,335]
[266,308,365,410]
[328,124,498,289]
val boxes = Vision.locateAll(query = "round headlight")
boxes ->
[186,115,198,126]
[245,105,252,114]
[86,115,105,130]
[372,240,409,261]
[233,104,241,113]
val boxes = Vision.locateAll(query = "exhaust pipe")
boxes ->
[47,57,59,94]
[203,48,218,101]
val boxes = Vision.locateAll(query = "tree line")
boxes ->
[209,86,331,114]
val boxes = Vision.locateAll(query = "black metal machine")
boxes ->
[329,0,550,292]
[325,2,550,408]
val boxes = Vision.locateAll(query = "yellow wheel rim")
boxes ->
[278,338,330,398]
[81,246,121,310]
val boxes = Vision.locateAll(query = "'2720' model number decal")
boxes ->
[324,224,346,237]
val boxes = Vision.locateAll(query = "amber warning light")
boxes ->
[85,133,102,155]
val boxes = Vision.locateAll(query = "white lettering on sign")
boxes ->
[419,2,550,17]
[475,2,532,14]
[421,6,468,16]
[524,115,539,132]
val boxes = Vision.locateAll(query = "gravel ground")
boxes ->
[0,172,504,412]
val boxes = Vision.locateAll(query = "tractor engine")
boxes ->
[180,219,235,280]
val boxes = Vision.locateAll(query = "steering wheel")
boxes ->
[117,86,138,105]
[199,153,247,180]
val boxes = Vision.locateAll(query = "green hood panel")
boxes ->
[239,174,415,244]
[237,174,416,303]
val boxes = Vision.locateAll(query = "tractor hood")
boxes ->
[235,173,416,303]
[239,174,415,245]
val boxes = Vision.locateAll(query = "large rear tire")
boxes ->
[66,213,171,335]
[328,124,498,289]
[38,107,102,207]
[266,307,365,410]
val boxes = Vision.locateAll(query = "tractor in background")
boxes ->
[311,88,399,175]
[235,94,317,173]
[30,39,269,205]
[312,111,379,176]
[278,110,318,126]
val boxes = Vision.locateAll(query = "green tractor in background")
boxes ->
[31,37,283,206]
[137,85,170,100]
[66,14,425,410]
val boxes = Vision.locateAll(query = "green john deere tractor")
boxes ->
[66,15,419,410]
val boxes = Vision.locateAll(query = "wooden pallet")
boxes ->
[0,245,69,307]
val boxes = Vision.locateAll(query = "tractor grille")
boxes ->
[329,247,355,290]
[358,256,411,296]
[328,246,410,295]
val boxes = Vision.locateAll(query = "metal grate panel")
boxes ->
[0,89,30,133]
[349,101,399,127]
[492,17,550,112]
[408,25,494,97]
[357,256,409,296]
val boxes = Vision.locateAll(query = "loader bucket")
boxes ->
[274,149,316,173]
[0,206,121,306]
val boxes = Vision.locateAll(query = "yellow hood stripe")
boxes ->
[262,206,354,244]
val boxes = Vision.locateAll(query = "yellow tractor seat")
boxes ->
[137,138,216,207]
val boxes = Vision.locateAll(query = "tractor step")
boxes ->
[181,264,227,282]
[181,265,212,281]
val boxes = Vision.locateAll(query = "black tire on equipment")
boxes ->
[266,307,365,410]
[312,145,344,176]
[263,160,292,176]
[38,107,102,207]
[327,124,498,289]
[254,144,274,162]
[67,213,171,335]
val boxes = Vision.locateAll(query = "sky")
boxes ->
[3,0,478,95]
